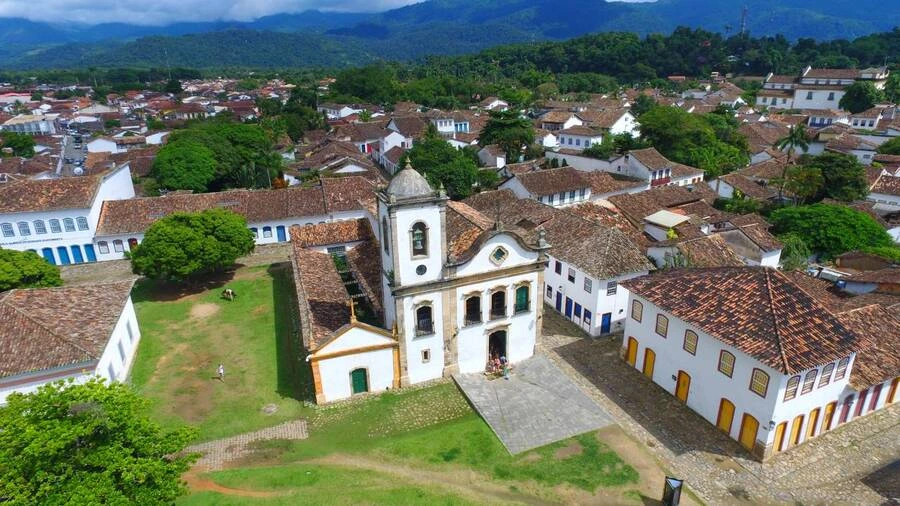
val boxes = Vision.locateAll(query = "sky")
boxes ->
[0,0,423,25]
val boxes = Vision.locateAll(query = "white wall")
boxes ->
[317,347,395,402]
[96,297,142,382]
[392,202,443,286]
[400,290,446,384]
[791,89,844,110]
[867,192,900,211]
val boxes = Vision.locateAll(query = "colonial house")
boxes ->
[0,164,135,265]
[757,67,890,112]
[0,280,140,404]
[867,173,900,211]
[538,111,583,131]
[711,173,780,202]
[622,267,897,460]
[556,126,603,152]
[93,176,374,260]
[1,114,57,135]
[500,167,591,207]
[608,148,705,187]
[293,165,549,403]
[465,190,653,336]
[478,97,508,111]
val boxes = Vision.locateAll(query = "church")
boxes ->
[291,164,550,403]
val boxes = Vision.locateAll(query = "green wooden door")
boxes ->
[351,368,368,394]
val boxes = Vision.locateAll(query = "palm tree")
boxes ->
[774,124,809,199]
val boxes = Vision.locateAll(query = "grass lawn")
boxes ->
[132,263,643,504]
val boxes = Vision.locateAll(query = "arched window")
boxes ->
[800,369,817,395]
[382,217,390,254]
[1,222,13,237]
[49,219,61,233]
[834,357,850,380]
[490,290,506,320]
[819,363,835,387]
[683,330,698,355]
[514,284,530,313]
[718,350,735,377]
[76,217,89,231]
[750,368,770,397]
[97,241,110,254]
[113,239,124,253]
[415,305,433,336]
[262,226,272,238]
[464,295,481,325]
[655,314,669,337]
[411,222,427,256]
[33,220,47,235]
[63,218,75,232]
[16,221,30,236]
[784,375,801,401]
[631,300,643,322]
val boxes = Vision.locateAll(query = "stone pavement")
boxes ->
[453,355,613,454]
[184,419,309,471]
[540,309,900,505]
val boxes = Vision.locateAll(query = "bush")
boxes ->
[769,204,893,259]
[0,249,62,292]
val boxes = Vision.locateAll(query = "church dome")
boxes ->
[386,162,433,199]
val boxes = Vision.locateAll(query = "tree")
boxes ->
[0,132,36,157]
[0,249,62,292]
[778,233,811,271]
[152,140,218,193]
[630,94,657,117]
[877,137,900,155]
[582,137,616,159]
[0,379,196,505]
[130,209,255,282]
[479,110,534,161]
[769,204,893,259]
[164,78,183,95]
[404,125,486,200]
[805,152,868,202]
[838,81,884,114]
[780,165,824,204]
[773,124,810,197]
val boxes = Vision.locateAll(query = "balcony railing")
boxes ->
[490,306,507,320]
[415,320,434,336]
[464,313,482,326]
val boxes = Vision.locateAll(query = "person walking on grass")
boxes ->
[217,363,225,382]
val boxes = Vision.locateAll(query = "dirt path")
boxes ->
[183,469,283,498]
[310,454,555,506]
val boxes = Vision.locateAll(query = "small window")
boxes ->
[784,375,801,400]
[76,217,89,231]
[631,300,643,322]
[683,330,698,355]
[655,314,668,337]
[584,278,592,293]
[113,240,124,252]
[834,357,850,380]
[514,285,529,313]
[415,305,434,336]
[382,217,390,254]
[1,223,13,237]
[421,349,431,363]
[411,222,428,256]
[33,220,47,235]
[806,91,813,100]
[262,226,272,238]
[490,247,508,265]
[718,351,735,377]
[545,285,552,298]
[490,290,506,320]
[63,218,75,232]
[567,268,576,283]
[819,363,835,387]
[606,281,617,296]
[17,221,30,236]
[250,227,258,238]
[827,92,835,101]
[574,303,582,318]
[583,310,592,326]
[801,370,817,395]
[554,261,562,274]
[464,295,481,325]
[49,219,61,233]
[750,368,769,397]
[97,241,110,254]
[126,321,134,342]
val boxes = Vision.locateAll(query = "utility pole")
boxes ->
[739,5,748,37]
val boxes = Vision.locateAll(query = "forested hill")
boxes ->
[0,0,897,69]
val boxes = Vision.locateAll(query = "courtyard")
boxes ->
[130,262,680,505]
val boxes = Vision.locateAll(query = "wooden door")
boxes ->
[716,398,735,435]
[642,348,656,380]
[822,402,836,432]
[738,414,759,451]
[869,384,883,413]
[888,377,899,404]
[626,337,638,367]
[789,414,804,447]
[806,408,820,439]
[350,368,368,394]
[773,422,787,453]
[675,371,691,402]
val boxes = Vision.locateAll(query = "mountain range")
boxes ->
[0,0,897,69]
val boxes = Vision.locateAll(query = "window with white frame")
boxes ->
[655,314,668,337]
[750,368,769,397]
[606,281,617,296]
[98,241,110,254]
[834,357,850,379]
[1,223,13,237]
[567,268,575,283]
[819,363,835,387]
[76,217,89,231]
[584,278,592,293]
[631,300,643,322]
[113,240,124,252]
[784,375,800,400]
[33,220,47,234]
[800,369,817,395]
[17,221,30,236]
[63,218,75,232]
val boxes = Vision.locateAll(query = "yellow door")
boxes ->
[789,415,804,447]
[822,403,836,433]
[626,337,638,367]
[738,414,759,452]
[889,377,899,404]
[806,408,820,439]
[675,371,690,402]
[716,398,735,434]
[773,422,787,453]
[642,348,656,379]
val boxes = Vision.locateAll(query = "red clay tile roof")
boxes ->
[0,175,102,213]
[558,126,601,137]
[782,270,900,314]
[803,68,861,79]
[584,172,646,196]
[291,246,352,350]
[624,267,861,374]
[628,148,671,170]
[291,218,373,248]
[0,280,135,378]
[839,305,900,389]
[676,235,746,268]
[846,267,900,285]
[446,200,495,260]
[871,174,900,197]
[720,173,779,200]
[607,185,713,225]
[512,167,589,196]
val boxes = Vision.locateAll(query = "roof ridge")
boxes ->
[0,299,96,358]
[764,269,792,373]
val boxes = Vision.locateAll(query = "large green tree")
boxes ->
[780,164,824,205]
[0,249,62,292]
[0,379,196,505]
[838,81,884,114]
[0,132,36,157]
[130,209,255,282]
[405,125,496,200]
[479,110,535,161]
[151,140,217,192]
[876,137,900,155]
[769,204,893,258]
[802,152,868,202]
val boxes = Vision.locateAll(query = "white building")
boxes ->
[293,165,548,403]
[756,67,890,112]
[867,173,900,211]
[0,164,135,265]
[0,280,141,404]
[621,267,898,460]
[1,114,57,135]
[500,167,592,207]
[607,148,705,187]
[557,126,603,151]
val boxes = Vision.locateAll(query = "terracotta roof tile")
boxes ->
[676,235,745,267]
[871,174,900,197]
[584,172,646,196]
[291,218,373,248]
[0,175,102,213]
[512,167,589,196]
[840,305,900,389]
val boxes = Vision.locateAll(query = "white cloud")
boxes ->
[0,0,421,26]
